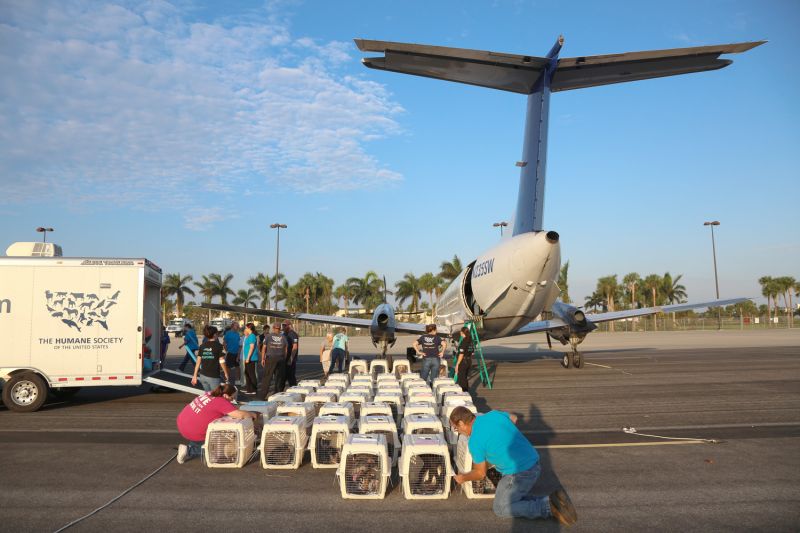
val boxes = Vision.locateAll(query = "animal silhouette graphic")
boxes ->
[62,319,81,332]
[45,289,120,332]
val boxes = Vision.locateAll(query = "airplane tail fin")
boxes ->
[355,38,765,235]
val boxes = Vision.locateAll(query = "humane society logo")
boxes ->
[44,289,120,332]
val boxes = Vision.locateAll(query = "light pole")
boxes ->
[703,221,721,330]
[270,223,287,310]
[36,227,54,242]
[492,221,508,237]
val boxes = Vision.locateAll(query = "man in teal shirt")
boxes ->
[450,407,577,526]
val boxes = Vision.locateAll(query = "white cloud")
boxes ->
[0,0,403,227]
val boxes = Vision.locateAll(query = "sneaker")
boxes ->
[176,444,189,465]
[549,488,577,526]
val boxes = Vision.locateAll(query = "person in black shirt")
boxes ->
[413,324,447,386]
[281,320,300,390]
[455,326,473,392]
[257,323,288,400]
[191,326,229,392]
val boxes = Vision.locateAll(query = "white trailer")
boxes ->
[0,256,198,412]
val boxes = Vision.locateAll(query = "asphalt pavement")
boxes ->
[1,330,798,532]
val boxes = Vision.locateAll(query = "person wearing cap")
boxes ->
[449,406,577,525]
[281,320,300,390]
[257,323,288,400]
[413,324,447,386]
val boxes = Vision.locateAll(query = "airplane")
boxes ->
[204,36,761,368]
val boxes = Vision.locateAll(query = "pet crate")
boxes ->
[204,416,256,469]
[402,413,444,436]
[392,360,411,377]
[375,373,398,384]
[400,373,423,387]
[340,391,370,420]
[351,375,374,387]
[376,382,402,395]
[432,376,454,389]
[404,381,431,396]
[400,434,452,499]
[359,415,401,466]
[435,384,464,406]
[318,402,356,428]
[316,385,344,399]
[347,385,374,399]
[241,401,279,434]
[372,391,404,424]
[305,392,338,415]
[441,391,472,408]
[456,434,499,499]
[404,401,438,418]
[310,415,351,468]
[360,401,393,419]
[407,389,436,405]
[285,385,315,400]
[268,392,303,406]
[277,401,316,429]
[298,379,321,390]
[326,373,350,387]
[441,401,477,446]
[369,359,390,379]
[260,415,307,469]
[349,359,368,377]
[337,434,391,499]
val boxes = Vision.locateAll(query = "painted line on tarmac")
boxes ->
[584,361,633,375]
[541,440,708,449]
[585,362,612,369]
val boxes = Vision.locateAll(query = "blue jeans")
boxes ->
[328,348,345,374]
[493,463,551,519]
[198,374,220,392]
[420,357,441,386]
[187,440,203,459]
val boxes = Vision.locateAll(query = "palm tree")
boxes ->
[774,276,796,327]
[346,271,385,313]
[162,273,195,317]
[622,272,641,309]
[292,272,336,314]
[661,273,687,304]
[208,273,235,305]
[275,279,291,310]
[439,255,463,282]
[334,284,352,315]
[584,291,604,312]
[641,274,662,331]
[194,275,215,304]
[595,275,619,331]
[233,288,258,324]
[395,272,422,312]
[558,261,571,303]
[419,272,438,311]
[248,272,283,309]
[758,276,776,325]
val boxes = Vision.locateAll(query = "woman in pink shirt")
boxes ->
[175,383,256,464]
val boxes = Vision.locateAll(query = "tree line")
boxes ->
[161,255,465,320]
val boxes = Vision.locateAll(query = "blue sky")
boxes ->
[1,0,798,307]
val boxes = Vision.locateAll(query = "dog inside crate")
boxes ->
[409,453,446,495]
[344,453,382,495]
[315,431,345,464]
[472,467,502,494]
[264,433,295,465]
[366,430,395,459]
[209,430,239,464]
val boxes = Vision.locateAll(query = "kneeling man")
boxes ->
[450,406,577,526]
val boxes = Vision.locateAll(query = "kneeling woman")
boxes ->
[175,384,256,464]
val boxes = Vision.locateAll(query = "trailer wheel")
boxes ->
[2,373,48,412]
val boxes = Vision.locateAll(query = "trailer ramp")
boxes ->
[144,369,202,395]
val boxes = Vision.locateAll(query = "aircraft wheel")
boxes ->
[561,353,571,369]
[572,352,584,369]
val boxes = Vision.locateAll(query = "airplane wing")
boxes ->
[513,297,749,334]
[200,303,428,335]
[355,39,765,95]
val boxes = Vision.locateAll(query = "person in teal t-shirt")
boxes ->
[450,407,577,526]
[328,328,349,374]
[240,323,258,394]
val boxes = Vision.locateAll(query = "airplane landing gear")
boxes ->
[572,351,583,369]
[561,353,571,368]
[561,338,584,369]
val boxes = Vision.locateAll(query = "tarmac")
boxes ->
[1,329,798,532]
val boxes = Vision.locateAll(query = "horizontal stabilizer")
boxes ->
[355,38,765,95]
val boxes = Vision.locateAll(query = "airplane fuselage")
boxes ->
[434,230,561,340]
